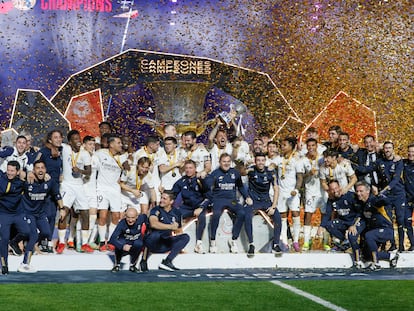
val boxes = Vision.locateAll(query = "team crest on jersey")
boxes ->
[231,173,235,179]
[28,185,33,191]
[218,176,224,181]
[344,200,348,205]
[44,184,48,190]
[126,229,130,234]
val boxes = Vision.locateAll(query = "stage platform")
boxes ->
[7,250,414,272]
[7,212,414,272]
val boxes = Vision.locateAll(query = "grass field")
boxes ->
[0,280,413,310]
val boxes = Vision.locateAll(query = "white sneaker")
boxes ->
[209,241,218,253]
[194,241,205,254]
[18,263,37,273]
[228,239,239,253]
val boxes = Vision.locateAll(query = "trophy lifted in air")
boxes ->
[137,80,247,137]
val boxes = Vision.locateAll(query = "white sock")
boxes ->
[98,225,107,243]
[281,218,288,245]
[58,229,66,244]
[303,225,311,244]
[81,230,89,246]
[292,216,301,243]
[88,214,97,243]
[108,223,116,241]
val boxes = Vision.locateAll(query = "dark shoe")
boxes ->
[9,241,23,256]
[368,262,381,271]
[2,265,8,275]
[129,265,139,273]
[39,244,48,253]
[390,251,399,268]
[272,244,282,257]
[408,246,414,252]
[140,260,148,272]
[111,265,120,273]
[247,244,255,258]
[159,259,179,272]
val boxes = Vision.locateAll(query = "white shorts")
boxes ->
[84,185,97,208]
[61,182,89,211]
[97,187,122,212]
[304,195,326,213]
[120,191,148,213]
[277,191,301,213]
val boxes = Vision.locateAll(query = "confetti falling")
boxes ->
[0,0,412,152]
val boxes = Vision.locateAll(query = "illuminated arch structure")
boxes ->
[4,51,376,149]
[49,49,298,146]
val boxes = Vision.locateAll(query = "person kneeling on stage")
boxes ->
[355,181,399,270]
[109,208,147,273]
[142,190,190,272]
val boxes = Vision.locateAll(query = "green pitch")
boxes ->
[0,280,412,310]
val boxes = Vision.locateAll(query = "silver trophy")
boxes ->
[218,102,247,127]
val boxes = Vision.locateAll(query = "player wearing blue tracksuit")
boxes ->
[144,191,190,271]
[244,153,282,257]
[204,153,249,253]
[321,181,364,256]
[14,160,63,270]
[370,142,406,251]
[32,132,63,252]
[0,161,30,275]
[403,146,414,251]
[355,181,398,270]
[109,208,147,272]
[172,160,209,248]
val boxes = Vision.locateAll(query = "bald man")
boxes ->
[109,208,148,273]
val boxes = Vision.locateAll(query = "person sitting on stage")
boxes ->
[172,159,209,254]
[244,152,282,258]
[141,190,189,272]
[204,153,251,253]
[109,208,148,273]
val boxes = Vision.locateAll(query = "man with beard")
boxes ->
[0,161,30,275]
[180,131,211,179]
[371,141,407,252]
[56,130,93,254]
[14,160,64,272]
[403,144,414,251]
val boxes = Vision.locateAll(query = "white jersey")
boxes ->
[158,148,181,191]
[302,154,325,198]
[0,146,30,173]
[299,143,327,157]
[180,145,211,173]
[61,144,91,186]
[121,166,155,201]
[266,155,282,170]
[209,143,233,171]
[319,159,355,191]
[132,147,162,169]
[95,149,126,190]
[83,152,98,194]
[275,153,304,193]
[234,140,252,165]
